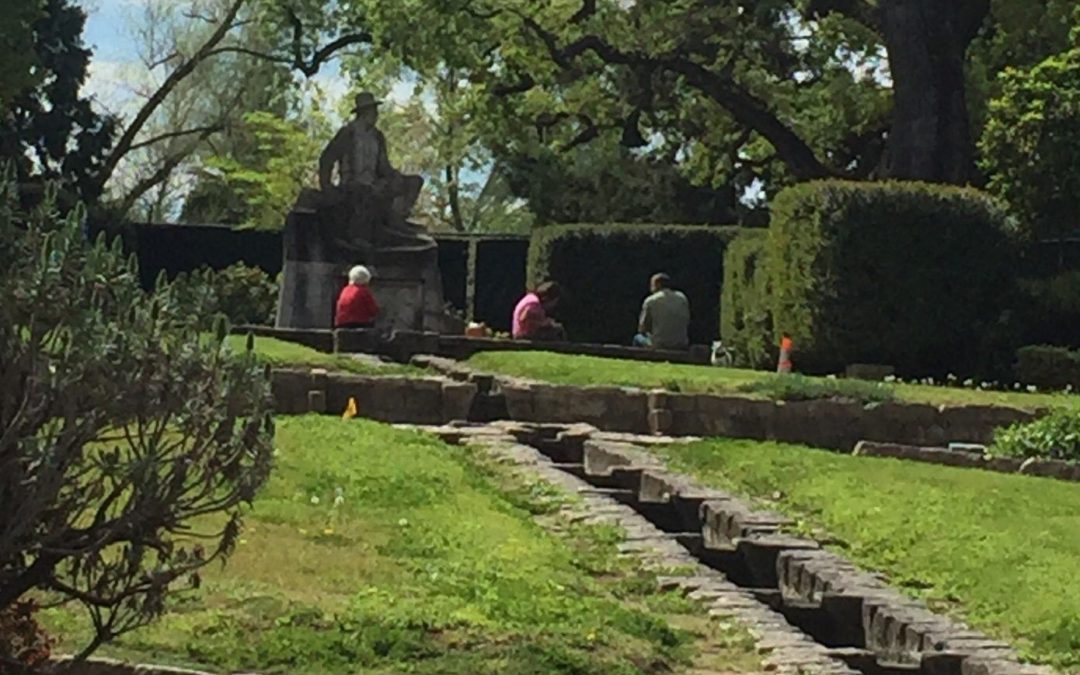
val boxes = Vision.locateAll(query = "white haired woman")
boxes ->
[335,265,379,328]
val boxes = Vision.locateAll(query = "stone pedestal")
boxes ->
[275,208,452,332]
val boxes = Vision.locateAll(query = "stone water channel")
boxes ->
[403,420,1050,675]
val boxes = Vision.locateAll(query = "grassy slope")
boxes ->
[653,439,1080,671]
[226,334,417,376]
[467,351,1074,409]
[43,418,760,674]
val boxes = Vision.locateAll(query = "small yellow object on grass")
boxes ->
[342,397,358,420]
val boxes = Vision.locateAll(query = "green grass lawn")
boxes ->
[226,334,418,376]
[652,438,1080,671]
[467,351,1076,409]
[42,418,760,674]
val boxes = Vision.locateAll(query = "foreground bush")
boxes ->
[766,181,1018,376]
[528,224,739,344]
[0,182,275,659]
[994,408,1080,462]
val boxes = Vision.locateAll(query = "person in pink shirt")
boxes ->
[512,281,566,341]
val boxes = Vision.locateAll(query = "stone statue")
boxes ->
[277,92,452,333]
[309,92,434,255]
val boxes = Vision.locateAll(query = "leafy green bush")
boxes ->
[738,374,895,405]
[720,231,773,369]
[993,408,1080,461]
[980,48,1080,240]
[170,263,279,327]
[1016,272,1080,348]
[528,224,740,344]
[766,181,1019,376]
[0,181,275,658]
[1014,345,1080,390]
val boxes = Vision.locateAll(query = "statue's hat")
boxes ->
[352,92,382,112]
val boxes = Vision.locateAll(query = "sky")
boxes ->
[77,0,380,121]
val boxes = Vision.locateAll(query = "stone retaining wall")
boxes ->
[271,369,476,425]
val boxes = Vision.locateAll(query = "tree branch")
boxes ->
[128,124,227,152]
[517,18,838,180]
[98,0,246,192]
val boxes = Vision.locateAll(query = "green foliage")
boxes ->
[1016,272,1080,348]
[994,408,1080,462]
[737,374,894,405]
[169,263,279,327]
[766,180,1018,376]
[0,0,117,203]
[720,231,773,369]
[528,224,740,344]
[655,437,1080,669]
[980,48,1080,239]
[0,180,274,658]
[198,110,330,229]
[1014,346,1080,391]
[501,137,739,225]
[0,0,42,113]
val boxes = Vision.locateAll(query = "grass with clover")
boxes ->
[466,351,1077,409]
[42,418,760,674]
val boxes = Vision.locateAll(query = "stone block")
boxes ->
[648,408,673,435]
[441,381,478,422]
[307,389,327,413]
[1019,457,1080,482]
[270,369,315,414]
[938,406,1034,445]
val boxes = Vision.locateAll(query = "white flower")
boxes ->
[333,495,345,507]
[310,495,320,505]
[1027,385,1038,393]
[398,518,409,527]
[884,375,897,383]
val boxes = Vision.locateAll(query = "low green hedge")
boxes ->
[528,224,740,345]
[719,231,774,368]
[766,181,1018,375]
[1014,345,1080,391]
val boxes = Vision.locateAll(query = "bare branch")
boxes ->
[128,124,227,152]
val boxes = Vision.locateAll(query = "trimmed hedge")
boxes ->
[1014,345,1080,391]
[528,224,740,345]
[720,231,774,368]
[765,181,1018,376]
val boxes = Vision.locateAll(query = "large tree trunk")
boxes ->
[879,0,989,184]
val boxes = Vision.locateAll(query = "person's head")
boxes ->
[650,272,671,293]
[535,280,562,311]
[352,92,381,126]
[348,265,372,286]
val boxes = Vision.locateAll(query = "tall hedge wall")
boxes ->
[720,231,774,369]
[528,224,740,345]
[766,181,1018,376]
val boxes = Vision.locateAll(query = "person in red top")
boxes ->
[335,265,379,328]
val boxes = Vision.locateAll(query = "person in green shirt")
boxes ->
[634,273,690,350]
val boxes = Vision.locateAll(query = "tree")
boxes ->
[980,47,1080,240]
[0,0,117,203]
[0,178,275,659]
[0,0,42,113]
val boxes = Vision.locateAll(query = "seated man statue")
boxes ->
[316,92,434,255]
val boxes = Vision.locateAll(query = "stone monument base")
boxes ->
[275,209,453,333]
